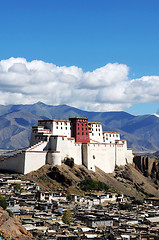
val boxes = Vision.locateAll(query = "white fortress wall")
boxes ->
[116,140,133,164]
[125,149,133,164]
[49,136,82,165]
[69,141,82,165]
[45,136,62,165]
[57,136,82,165]
[46,151,61,166]
[83,143,115,173]
[63,138,82,165]
[24,151,47,174]
[0,151,26,174]
[115,144,127,166]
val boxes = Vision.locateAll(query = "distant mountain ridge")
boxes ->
[0,102,159,152]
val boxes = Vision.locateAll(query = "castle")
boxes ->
[0,117,133,174]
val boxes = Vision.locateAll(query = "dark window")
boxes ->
[82,132,84,135]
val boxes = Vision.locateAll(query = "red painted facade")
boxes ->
[69,117,90,143]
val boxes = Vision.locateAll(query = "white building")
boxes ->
[0,117,133,174]
[88,122,103,143]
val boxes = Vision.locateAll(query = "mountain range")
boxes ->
[0,101,159,152]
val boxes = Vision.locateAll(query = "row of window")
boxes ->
[91,128,100,131]
[56,122,68,125]
[78,132,88,135]
[105,134,119,137]
[91,133,101,136]
[89,124,100,128]
[78,127,88,131]
[90,144,114,147]
[56,126,70,130]
[77,123,87,126]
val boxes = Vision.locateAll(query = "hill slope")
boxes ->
[24,162,159,200]
[0,102,159,152]
[0,208,34,239]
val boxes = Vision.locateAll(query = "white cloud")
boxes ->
[0,57,159,111]
[80,63,129,89]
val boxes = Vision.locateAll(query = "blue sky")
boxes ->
[0,0,159,115]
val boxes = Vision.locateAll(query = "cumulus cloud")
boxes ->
[0,57,159,111]
[80,63,129,89]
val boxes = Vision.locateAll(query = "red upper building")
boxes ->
[69,117,90,143]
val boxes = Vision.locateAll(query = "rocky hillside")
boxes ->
[24,159,159,200]
[0,102,159,152]
[134,155,159,184]
[0,207,34,239]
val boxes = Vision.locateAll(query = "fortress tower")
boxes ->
[69,117,90,143]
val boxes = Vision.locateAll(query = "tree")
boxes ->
[15,183,21,192]
[66,191,71,201]
[62,209,72,225]
[0,194,8,210]
[119,203,132,211]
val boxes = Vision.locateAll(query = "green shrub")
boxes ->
[119,203,132,211]
[15,183,21,191]
[79,178,109,191]
[0,194,8,210]
[62,209,72,225]
[66,191,71,201]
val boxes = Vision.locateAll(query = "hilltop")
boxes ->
[0,102,159,152]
